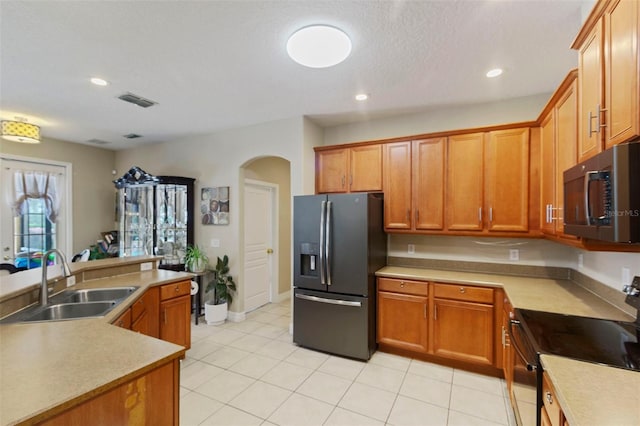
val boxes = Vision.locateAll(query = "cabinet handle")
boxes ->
[546,391,553,405]
[342,176,345,188]
[163,309,167,324]
[350,174,353,187]
[415,210,419,223]
[175,286,180,292]
[434,304,438,320]
[424,304,427,319]
[597,104,607,131]
[501,325,505,347]
[400,281,405,288]
[478,207,482,223]
[459,287,466,293]
[588,110,596,135]
[545,204,550,224]
[489,208,493,223]
[406,209,411,222]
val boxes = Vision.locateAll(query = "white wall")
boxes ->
[322,93,550,146]
[115,116,314,313]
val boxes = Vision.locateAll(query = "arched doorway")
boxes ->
[241,156,291,312]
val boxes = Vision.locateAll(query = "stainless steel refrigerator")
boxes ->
[293,193,386,360]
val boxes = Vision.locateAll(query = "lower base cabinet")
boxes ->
[432,298,494,365]
[377,278,497,369]
[160,281,192,349]
[40,359,180,426]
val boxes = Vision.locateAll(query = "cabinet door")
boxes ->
[578,20,604,161]
[113,308,132,329]
[377,291,428,353]
[383,141,412,230]
[132,287,160,338]
[160,295,191,349]
[433,298,494,365]
[555,80,578,236]
[413,138,446,230]
[447,133,484,231]
[350,145,383,192]
[485,128,529,232]
[316,149,349,193]
[540,112,556,234]
[604,0,640,147]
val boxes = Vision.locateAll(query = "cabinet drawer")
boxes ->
[160,280,191,301]
[378,278,428,296]
[542,372,562,426]
[433,283,493,304]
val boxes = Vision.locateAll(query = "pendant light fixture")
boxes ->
[1,118,41,144]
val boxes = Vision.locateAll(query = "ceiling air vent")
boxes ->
[86,138,110,145]
[117,92,157,108]
[123,133,142,139]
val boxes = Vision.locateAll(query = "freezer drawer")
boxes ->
[293,288,375,361]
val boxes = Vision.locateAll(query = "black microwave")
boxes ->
[563,140,640,243]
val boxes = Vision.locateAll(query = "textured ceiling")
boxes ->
[0,1,589,150]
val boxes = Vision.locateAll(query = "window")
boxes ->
[1,156,71,269]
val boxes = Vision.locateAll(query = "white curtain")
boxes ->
[12,170,60,222]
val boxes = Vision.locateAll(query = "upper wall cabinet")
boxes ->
[383,138,446,231]
[540,72,579,238]
[315,144,383,193]
[447,133,485,231]
[573,0,640,161]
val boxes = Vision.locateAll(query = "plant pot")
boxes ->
[204,302,227,325]
[189,258,206,273]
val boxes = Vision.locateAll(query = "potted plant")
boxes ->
[204,255,237,325]
[184,244,208,273]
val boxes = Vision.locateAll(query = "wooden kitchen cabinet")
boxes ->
[383,141,412,229]
[485,128,529,232]
[574,0,640,161]
[316,144,382,193]
[160,280,191,349]
[40,360,179,426]
[539,71,578,237]
[131,286,159,338]
[542,371,566,426]
[502,296,514,396]
[446,133,485,231]
[113,308,132,329]
[432,283,494,366]
[383,138,446,231]
[377,277,429,353]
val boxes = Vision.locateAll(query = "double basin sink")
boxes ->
[1,286,139,324]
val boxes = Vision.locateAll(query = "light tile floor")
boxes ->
[180,299,515,426]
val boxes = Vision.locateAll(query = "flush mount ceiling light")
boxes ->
[486,68,503,78]
[90,77,109,86]
[287,25,352,68]
[355,93,369,101]
[1,119,41,144]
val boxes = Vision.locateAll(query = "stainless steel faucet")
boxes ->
[41,249,72,306]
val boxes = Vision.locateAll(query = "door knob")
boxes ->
[267,248,273,254]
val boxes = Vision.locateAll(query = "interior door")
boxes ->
[243,183,273,312]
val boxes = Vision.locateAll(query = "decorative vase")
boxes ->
[204,302,227,325]
[190,258,206,273]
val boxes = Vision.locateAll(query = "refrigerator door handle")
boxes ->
[295,293,362,307]
[326,200,332,286]
[319,200,327,285]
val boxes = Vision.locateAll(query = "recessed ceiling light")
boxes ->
[486,68,503,78]
[355,93,369,101]
[287,25,352,68]
[90,77,109,86]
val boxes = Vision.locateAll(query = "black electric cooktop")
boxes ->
[517,309,640,372]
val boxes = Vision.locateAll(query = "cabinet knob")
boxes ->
[546,391,553,404]
[459,287,466,293]
[400,282,405,288]
[175,286,180,292]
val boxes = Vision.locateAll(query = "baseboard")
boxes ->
[227,310,246,322]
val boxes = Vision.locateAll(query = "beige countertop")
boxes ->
[0,268,192,426]
[541,355,640,426]
[376,266,639,426]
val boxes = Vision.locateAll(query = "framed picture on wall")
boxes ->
[201,186,229,225]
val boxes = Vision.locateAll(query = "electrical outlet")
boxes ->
[509,249,519,261]
[211,238,220,248]
[622,267,631,286]
[66,275,76,287]
[578,254,584,268]
[407,244,415,254]
[140,262,152,271]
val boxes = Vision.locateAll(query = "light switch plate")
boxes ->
[211,239,220,248]
[509,249,519,261]
[140,262,152,271]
